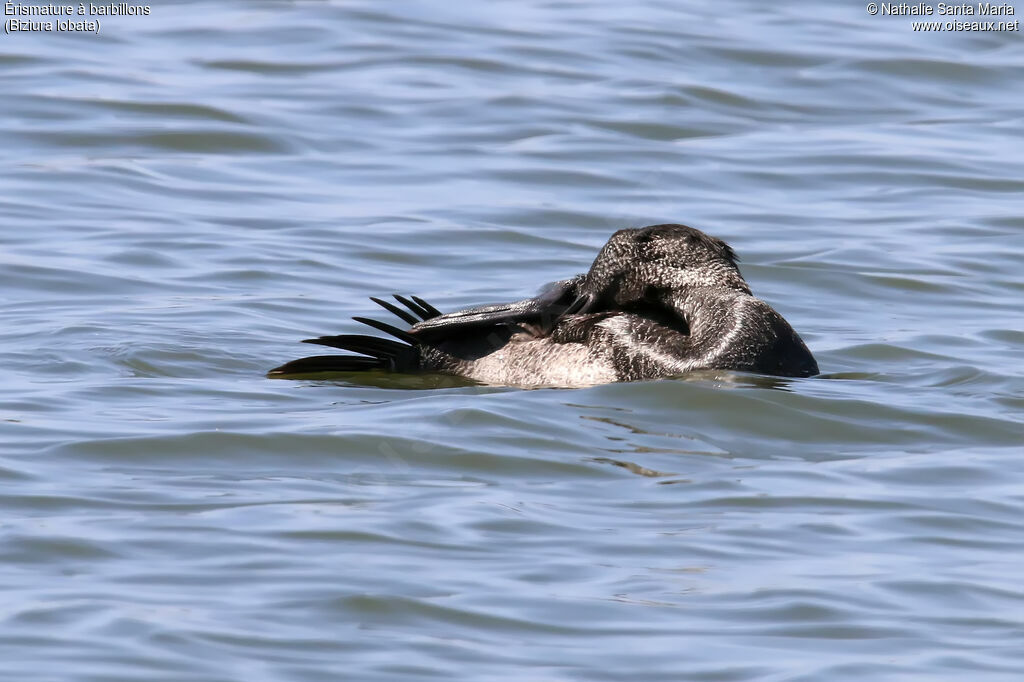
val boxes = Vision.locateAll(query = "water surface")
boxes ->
[2,2,1023,680]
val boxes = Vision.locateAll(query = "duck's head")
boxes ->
[568,224,751,314]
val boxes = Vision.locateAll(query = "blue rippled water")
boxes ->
[2,1,1023,680]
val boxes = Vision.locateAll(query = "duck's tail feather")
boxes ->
[351,316,417,344]
[370,297,420,326]
[303,333,408,359]
[369,294,442,325]
[267,354,383,376]
[394,294,441,321]
[411,296,442,319]
[268,333,417,376]
[268,294,445,378]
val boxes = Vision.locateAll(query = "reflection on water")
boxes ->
[587,457,679,478]
[268,368,484,390]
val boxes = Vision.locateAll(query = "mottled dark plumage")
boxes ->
[269,224,819,386]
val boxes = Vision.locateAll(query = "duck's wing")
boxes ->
[269,278,588,378]
[408,276,585,340]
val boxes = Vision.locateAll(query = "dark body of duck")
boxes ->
[269,224,818,387]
